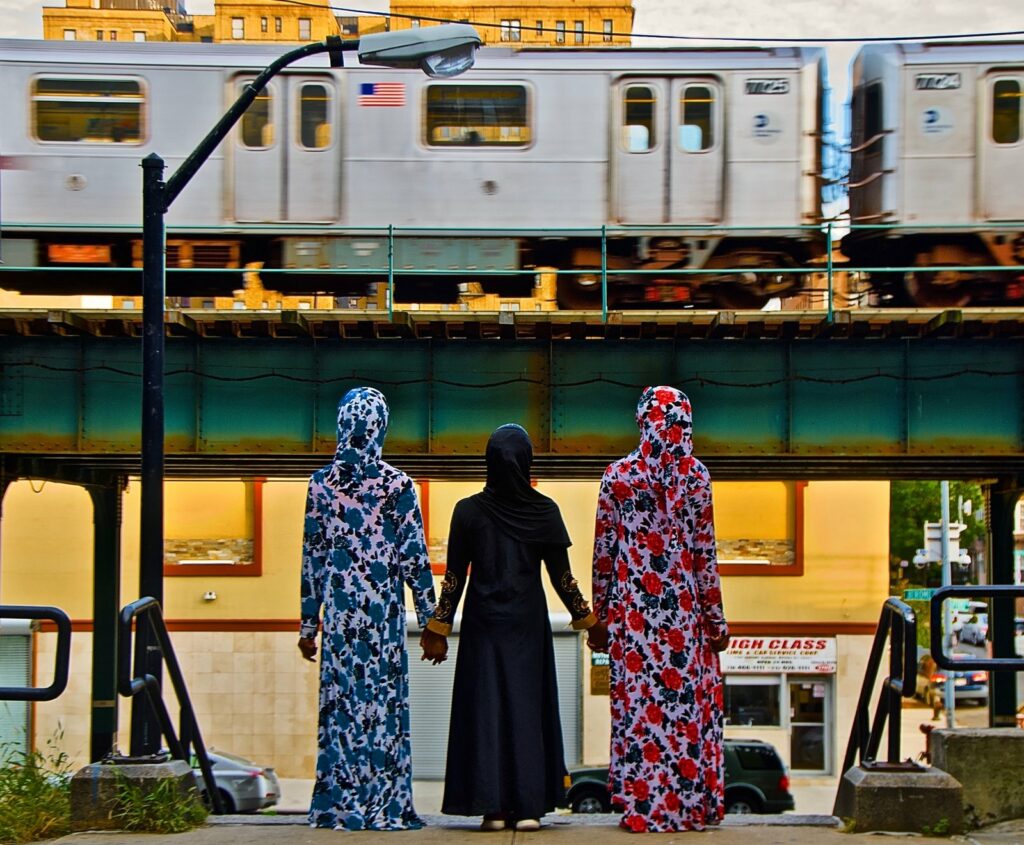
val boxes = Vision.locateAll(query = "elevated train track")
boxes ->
[3,306,1024,481]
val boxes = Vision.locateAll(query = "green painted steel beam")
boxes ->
[1,335,1022,472]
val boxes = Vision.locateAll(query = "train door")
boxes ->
[612,78,724,224]
[231,74,339,223]
[979,72,1024,221]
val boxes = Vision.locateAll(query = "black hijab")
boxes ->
[471,424,571,547]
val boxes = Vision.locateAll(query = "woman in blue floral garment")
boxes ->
[298,387,439,830]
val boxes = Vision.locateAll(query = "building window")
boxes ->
[679,84,715,152]
[623,84,656,151]
[231,17,244,39]
[554,20,565,43]
[239,83,273,148]
[299,83,331,149]
[500,19,520,42]
[63,29,76,40]
[298,17,311,40]
[574,20,584,44]
[96,30,103,40]
[410,19,420,28]
[133,31,146,41]
[163,479,264,578]
[993,78,1022,145]
[535,20,543,35]
[426,84,531,147]
[109,30,117,40]
[724,676,781,726]
[260,16,267,32]
[32,76,145,144]
[603,19,613,41]
[274,16,282,32]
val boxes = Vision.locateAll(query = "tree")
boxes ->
[889,480,986,590]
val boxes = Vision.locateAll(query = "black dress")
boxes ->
[429,495,595,821]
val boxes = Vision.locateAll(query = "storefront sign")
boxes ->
[721,637,837,674]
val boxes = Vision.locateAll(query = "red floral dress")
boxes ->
[591,386,728,832]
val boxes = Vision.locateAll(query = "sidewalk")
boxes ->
[47,815,1024,845]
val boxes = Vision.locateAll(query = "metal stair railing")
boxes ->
[118,596,223,814]
[0,606,71,701]
[929,585,1024,673]
[838,597,919,776]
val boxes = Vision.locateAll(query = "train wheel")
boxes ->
[710,283,770,310]
[556,275,604,310]
[903,271,972,308]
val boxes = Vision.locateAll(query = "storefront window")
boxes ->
[724,677,781,726]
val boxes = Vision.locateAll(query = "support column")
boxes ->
[987,476,1022,727]
[89,482,123,762]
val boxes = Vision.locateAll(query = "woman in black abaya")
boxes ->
[420,424,600,831]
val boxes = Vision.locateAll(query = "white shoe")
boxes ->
[480,819,506,831]
[515,819,540,831]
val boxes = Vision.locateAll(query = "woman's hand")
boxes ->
[586,620,609,653]
[298,637,318,662]
[420,629,448,665]
[709,633,731,654]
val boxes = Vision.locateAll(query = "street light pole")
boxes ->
[134,25,480,756]
[940,480,956,729]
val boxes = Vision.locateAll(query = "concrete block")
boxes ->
[70,759,198,831]
[931,728,1024,827]
[833,764,963,835]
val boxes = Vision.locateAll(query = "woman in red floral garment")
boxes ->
[589,386,730,832]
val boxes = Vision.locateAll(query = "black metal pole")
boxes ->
[987,478,1021,727]
[133,35,353,757]
[134,153,167,756]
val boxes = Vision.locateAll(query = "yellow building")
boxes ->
[1,474,888,796]
[42,0,187,43]
[389,0,634,46]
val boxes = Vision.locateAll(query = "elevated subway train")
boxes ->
[1,38,1023,308]
[846,41,1024,307]
[0,39,825,309]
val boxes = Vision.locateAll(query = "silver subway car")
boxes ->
[846,41,1024,307]
[0,39,826,308]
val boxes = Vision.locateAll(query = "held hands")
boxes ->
[420,628,448,665]
[709,633,731,654]
[586,620,609,653]
[298,637,317,662]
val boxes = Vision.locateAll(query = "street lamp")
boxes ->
[134,23,481,757]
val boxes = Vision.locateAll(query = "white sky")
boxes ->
[0,0,1022,115]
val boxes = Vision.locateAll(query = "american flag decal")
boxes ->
[358,82,406,107]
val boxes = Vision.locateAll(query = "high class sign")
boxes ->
[721,637,837,674]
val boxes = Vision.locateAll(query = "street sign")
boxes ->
[904,588,938,601]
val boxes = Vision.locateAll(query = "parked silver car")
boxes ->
[192,750,280,814]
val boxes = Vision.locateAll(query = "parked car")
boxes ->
[960,613,989,646]
[191,749,281,814]
[566,738,795,815]
[915,652,988,707]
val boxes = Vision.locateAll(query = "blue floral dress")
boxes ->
[300,387,436,830]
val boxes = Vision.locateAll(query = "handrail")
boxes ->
[0,606,71,702]
[929,585,1024,672]
[838,597,918,777]
[118,597,223,814]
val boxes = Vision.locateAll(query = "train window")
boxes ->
[425,85,530,147]
[623,85,656,152]
[992,79,1021,145]
[299,84,331,149]
[240,86,273,148]
[32,77,145,144]
[679,84,714,152]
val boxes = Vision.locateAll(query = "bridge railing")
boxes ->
[2,220,1024,321]
[118,596,223,813]
[838,597,918,777]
